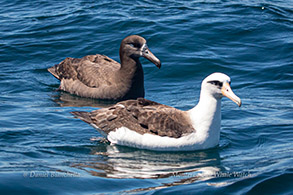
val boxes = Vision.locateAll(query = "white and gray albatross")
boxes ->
[71,73,242,151]
[48,35,161,100]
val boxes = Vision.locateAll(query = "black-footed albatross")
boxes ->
[71,73,242,151]
[48,35,161,100]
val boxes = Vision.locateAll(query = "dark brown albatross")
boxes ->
[48,35,161,100]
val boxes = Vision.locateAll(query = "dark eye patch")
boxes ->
[128,43,141,48]
[208,80,223,87]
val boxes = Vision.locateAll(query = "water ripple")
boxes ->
[0,0,292,194]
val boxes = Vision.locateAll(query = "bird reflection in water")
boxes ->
[71,143,224,190]
[51,92,116,108]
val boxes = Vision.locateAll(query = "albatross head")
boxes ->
[202,73,242,107]
[120,35,161,68]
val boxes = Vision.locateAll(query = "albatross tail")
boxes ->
[71,111,92,124]
[47,65,60,80]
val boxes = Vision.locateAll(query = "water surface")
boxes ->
[0,0,292,194]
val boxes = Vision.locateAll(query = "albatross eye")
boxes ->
[208,80,223,87]
[128,43,141,48]
[128,43,135,47]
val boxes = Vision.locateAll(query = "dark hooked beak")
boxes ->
[141,44,161,69]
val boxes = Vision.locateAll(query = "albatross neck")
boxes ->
[120,54,142,73]
[116,51,144,98]
[188,89,222,144]
[118,50,144,84]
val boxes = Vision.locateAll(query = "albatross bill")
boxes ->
[221,82,242,107]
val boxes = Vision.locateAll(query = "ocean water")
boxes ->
[0,0,292,194]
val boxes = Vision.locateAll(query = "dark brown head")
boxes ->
[119,35,161,69]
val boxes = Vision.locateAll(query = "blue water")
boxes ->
[1,0,292,194]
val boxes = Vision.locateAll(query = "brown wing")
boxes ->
[76,55,120,88]
[133,99,194,138]
[48,54,120,88]
[48,57,80,80]
[72,98,195,138]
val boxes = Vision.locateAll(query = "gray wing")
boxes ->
[72,98,195,138]
[48,54,120,88]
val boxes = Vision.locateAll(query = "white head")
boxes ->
[201,73,241,107]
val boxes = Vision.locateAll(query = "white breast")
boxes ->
[107,126,218,151]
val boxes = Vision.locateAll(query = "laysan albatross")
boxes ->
[48,35,161,100]
[71,73,242,151]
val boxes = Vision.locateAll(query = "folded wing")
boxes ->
[72,98,195,138]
